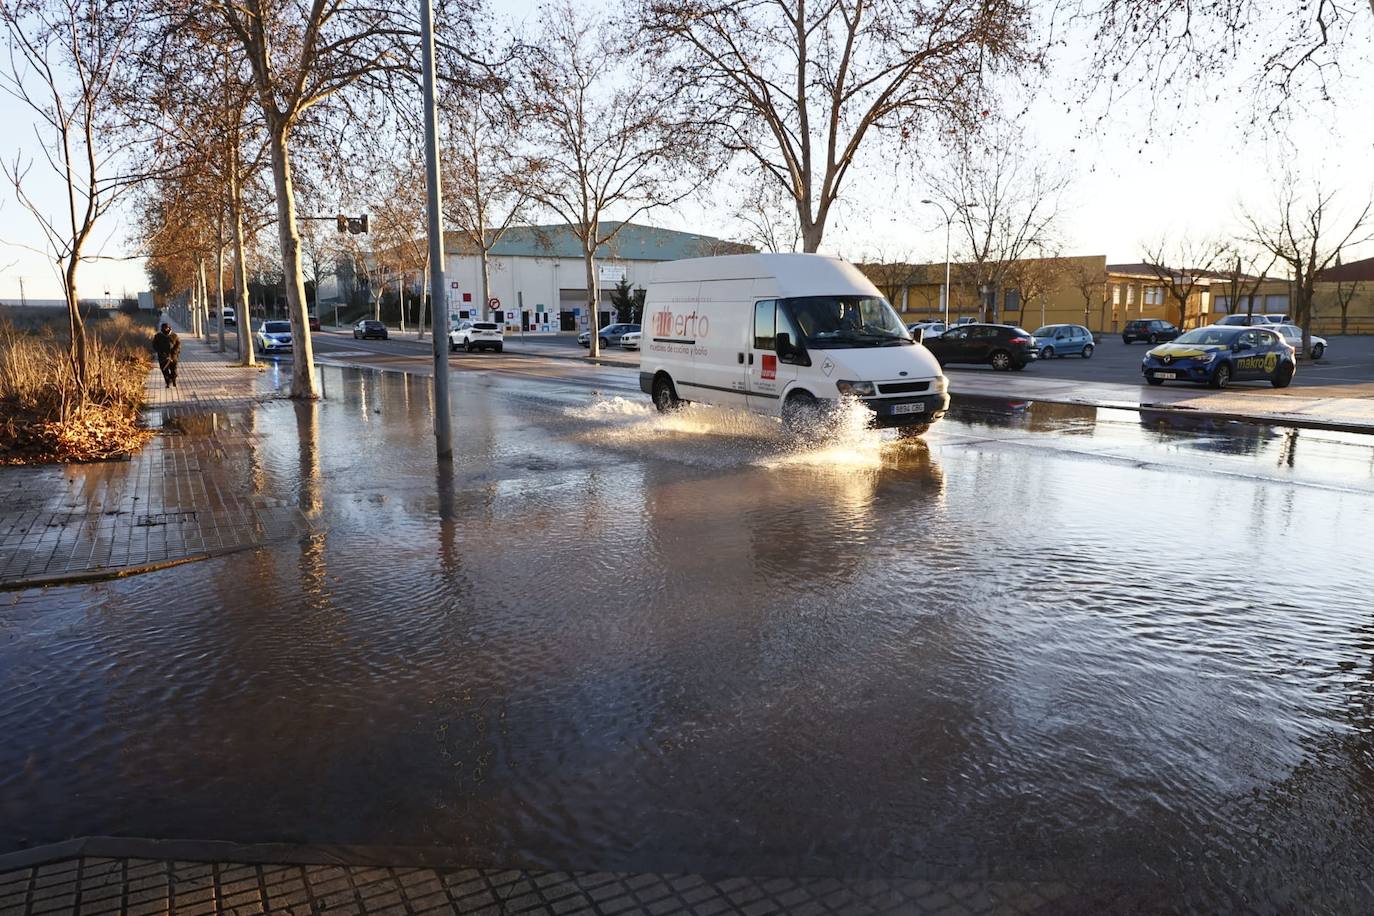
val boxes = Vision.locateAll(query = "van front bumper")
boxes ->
[861,392,950,427]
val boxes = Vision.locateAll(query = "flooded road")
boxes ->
[3,365,1373,911]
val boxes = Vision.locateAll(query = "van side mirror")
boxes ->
[776,331,794,358]
[913,327,925,344]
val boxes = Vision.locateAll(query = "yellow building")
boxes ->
[1215,256,1374,334]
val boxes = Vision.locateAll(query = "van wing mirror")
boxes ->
[913,327,925,344]
[775,331,794,358]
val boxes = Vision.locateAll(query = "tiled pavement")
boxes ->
[0,335,310,587]
[0,855,1083,915]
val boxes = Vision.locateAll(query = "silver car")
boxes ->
[1270,323,1327,359]
[578,323,640,348]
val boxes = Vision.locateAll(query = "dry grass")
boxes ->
[1,310,156,464]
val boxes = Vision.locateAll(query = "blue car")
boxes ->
[1032,324,1095,359]
[1142,326,1295,389]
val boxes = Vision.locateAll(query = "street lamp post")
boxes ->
[419,0,452,461]
[921,199,953,328]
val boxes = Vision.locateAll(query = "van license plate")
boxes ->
[891,402,925,415]
[1154,372,1177,380]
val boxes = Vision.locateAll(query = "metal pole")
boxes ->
[420,0,452,462]
[943,216,952,328]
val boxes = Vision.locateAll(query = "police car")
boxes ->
[1142,325,1295,389]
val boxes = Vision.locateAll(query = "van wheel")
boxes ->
[989,350,1012,371]
[896,424,930,439]
[652,375,681,412]
[782,391,822,434]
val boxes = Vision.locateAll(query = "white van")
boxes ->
[221,307,237,327]
[637,254,949,436]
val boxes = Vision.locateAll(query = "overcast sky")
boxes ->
[2,1,1371,300]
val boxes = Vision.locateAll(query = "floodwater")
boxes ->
[3,366,1373,911]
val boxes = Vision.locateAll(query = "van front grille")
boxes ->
[878,381,931,394]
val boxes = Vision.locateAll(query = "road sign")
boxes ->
[489,297,500,310]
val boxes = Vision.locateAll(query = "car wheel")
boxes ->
[1146,376,1165,386]
[449,342,457,352]
[782,391,822,434]
[600,337,609,349]
[352,331,358,339]
[1040,346,1055,360]
[1311,343,1325,360]
[652,374,681,412]
[1081,344,1094,359]
[989,350,1012,371]
[464,340,473,352]
[1147,334,1159,344]
[1272,363,1295,388]
[1210,364,1232,389]
[896,424,931,439]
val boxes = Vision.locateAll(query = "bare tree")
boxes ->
[732,174,802,253]
[1063,257,1107,331]
[524,1,714,359]
[1141,237,1228,330]
[642,0,1032,253]
[1214,247,1276,323]
[932,119,1070,323]
[1005,250,1065,331]
[1,0,147,408]
[1086,1,1372,118]
[1332,262,1362,335]
[204,0,423,398]
[1244,179,1372,352]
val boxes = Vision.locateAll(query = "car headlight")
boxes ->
[836,380,875,397]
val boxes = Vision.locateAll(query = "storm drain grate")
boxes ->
[136,510,200,526]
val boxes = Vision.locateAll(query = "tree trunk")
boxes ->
[62,260,88,414]
[480,248,492,323]
[216,230,227,353]
[199,258,211,342]
[584,246,600,358]
[800,219,823,254]
[230,163,256,367]
[266,125,319,398]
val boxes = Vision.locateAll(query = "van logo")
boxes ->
[761,354,776,380]
[651,307,709,342]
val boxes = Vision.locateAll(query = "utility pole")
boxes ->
[420,0,452,461]
[18,276,26,307]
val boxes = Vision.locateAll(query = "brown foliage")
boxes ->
[0,312,155,464]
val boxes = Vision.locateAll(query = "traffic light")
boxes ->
[336,214,347,232]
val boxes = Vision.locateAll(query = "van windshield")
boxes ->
[782,296,912,349]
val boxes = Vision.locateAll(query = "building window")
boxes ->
[1214,295,1232,314]
[1144,286,1164,306]
[1112,285,1121,305]
[1126,285,1135,306]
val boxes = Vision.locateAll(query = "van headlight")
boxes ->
[836,380,875,397]
[933,375,948,392]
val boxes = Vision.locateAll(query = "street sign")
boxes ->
[488,297,500,310]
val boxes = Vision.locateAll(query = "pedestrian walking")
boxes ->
[152,322,181,388]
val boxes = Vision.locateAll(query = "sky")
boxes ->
[2,2,1371,301]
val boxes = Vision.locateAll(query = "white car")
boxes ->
[907,321,946,340]
[620,330,641,350]
[1271,323,1327,359]
[449,320,503,353]
[254,320,292,354]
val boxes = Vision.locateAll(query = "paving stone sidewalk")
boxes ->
[0,853,1085,916]
[0,335,310,588]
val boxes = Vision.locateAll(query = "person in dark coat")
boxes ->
[152,323,181,388]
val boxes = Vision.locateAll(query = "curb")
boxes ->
[0,837,506,873]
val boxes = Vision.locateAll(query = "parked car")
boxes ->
[1213,313,1287,327]
[953,316,977,326]
[1122,318,1180,344]
[352,319,389,340]
[1270,323,1327,359]
[449,320,503,352]
[924,323,1038,371]
[620,330,641,350]
[222,307,237,327]
[907,320,946,340]
[1032,324,1095,359]
[308,314,321,332]
[254,320,292,355]
[1264,313,1290,324]
[1141,325,1296,389]
[579,323,640,348]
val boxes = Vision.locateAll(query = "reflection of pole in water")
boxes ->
[1278,428,1299,468]
[436,459,458,578]
[294,399,328,603]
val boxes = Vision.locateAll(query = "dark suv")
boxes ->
[923,323,1038,371]
[1122,319,1180,344]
